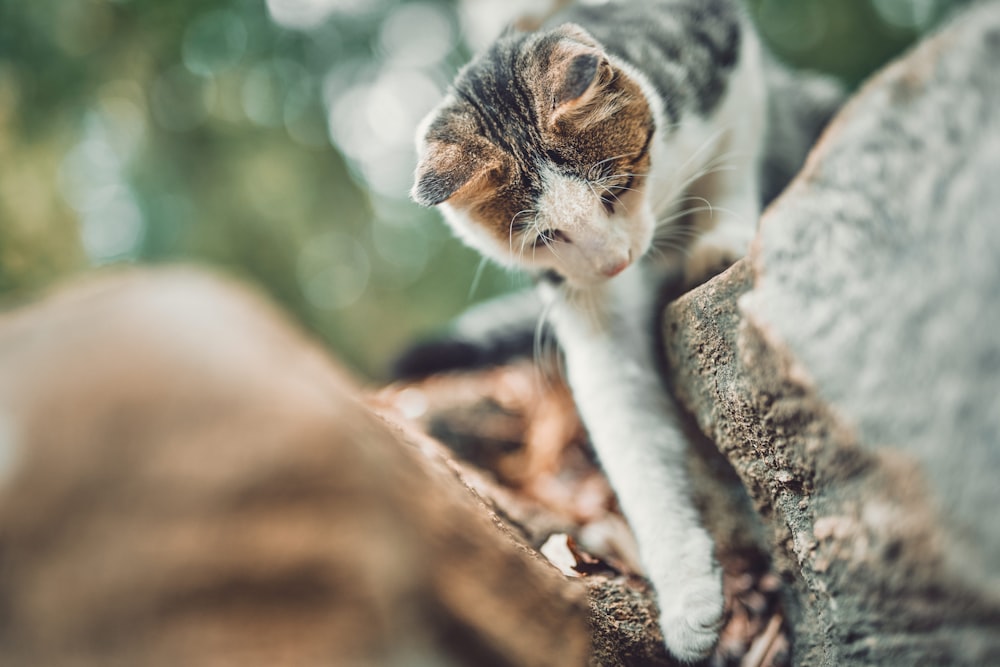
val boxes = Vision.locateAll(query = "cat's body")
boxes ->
[404,0,842,660]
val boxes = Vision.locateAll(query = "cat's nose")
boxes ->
[602,253,632,278]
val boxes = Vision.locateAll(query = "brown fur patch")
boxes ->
[414,27,655,249]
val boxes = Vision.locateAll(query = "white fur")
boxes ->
[615,31,766,284]
[682,22,766,284]
[540,22,765,662]
[533,165,651,283]
[436,161,656,285]
[542,265,726,661]
[423,15,767,662]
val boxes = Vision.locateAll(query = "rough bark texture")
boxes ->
[663,3,1000,664]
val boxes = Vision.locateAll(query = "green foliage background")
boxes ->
[0,0,961,377]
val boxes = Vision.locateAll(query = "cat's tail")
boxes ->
[390,288,548,380]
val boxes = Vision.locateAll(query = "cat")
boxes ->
[403,0,842,660]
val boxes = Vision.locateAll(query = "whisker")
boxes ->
[586,180,629,215]
[525,216,553,260]
[517,222,534,265]
[590,179,643,195]
[653,223,706,240]
[591,172,642,184]
[645,243,669,262]
[653,160,732,211]
[653,238,693,258]
[602,189,631,214]
[534,293,563,389]
[677,197,714,219]
[586,150,644,180]
[467,256,490,300]
[651,123,750,212]
[656,202,745,234]
[539,235,564,261]
[595,151,642,166]
[509,209,536,260]
[672,126,729,178]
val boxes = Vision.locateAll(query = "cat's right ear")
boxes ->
[547,24,607,125]
[412,107,500,207]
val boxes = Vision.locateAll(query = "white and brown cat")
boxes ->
[401,0,841,660]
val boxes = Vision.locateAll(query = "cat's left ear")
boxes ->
[411,101,503,207]
[547,23,608,125]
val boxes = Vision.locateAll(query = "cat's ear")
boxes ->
[412,102,501,207]
[547,23,607,124]
[412,140,499,207]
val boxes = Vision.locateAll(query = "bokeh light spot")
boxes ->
[872,0,943,30]
[97,81,147,158]
[379,3,456,68]
[183,10,249,77]
[297,231,371,310]
[284,78,330,148]
[242,59,308,128]
[372,218,430,287]
[150,66,215,133]
[59,136,122,210]
[327,68,442,199]
[757,0,828,53]
[266,0,382,30]
[79,193,144,263]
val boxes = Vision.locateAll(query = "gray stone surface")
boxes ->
[664,3,1000,664]
[742,1,1000,584]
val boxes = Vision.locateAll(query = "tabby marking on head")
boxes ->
[413,22,661,286]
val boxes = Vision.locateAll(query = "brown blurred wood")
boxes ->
[0,268,589,667]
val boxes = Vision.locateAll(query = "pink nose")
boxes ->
[603,259,630,278]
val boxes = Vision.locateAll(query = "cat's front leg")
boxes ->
[543,268,724,661]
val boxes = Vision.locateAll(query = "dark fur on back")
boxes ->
[554,0,742,121]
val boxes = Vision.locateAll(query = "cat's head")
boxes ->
[412,23,656,287]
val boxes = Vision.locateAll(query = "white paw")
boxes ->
[650,531,725,662]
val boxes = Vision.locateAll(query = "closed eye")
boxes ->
[532,228,571,247]
[599,174,636,214]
